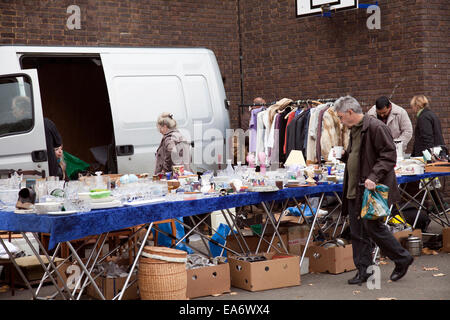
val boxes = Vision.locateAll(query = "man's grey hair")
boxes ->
[334,95,363,114]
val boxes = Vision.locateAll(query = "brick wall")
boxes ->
[238,0,448,155]
[0,0,242,125]
[1,0,449,198]
[1,0,447,140]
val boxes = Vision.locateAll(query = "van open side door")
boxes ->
[0,70,48,177]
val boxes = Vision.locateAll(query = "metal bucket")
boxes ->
[406,236,422,256]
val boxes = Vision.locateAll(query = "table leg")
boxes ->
[22,233,71,300]
[372,204,394,264]
[261,201,289,254]
[0,237,37,299]
[75,233,110,299]
[222,208,251,254]
[117,223,153,300]
[65,241,105,300]
[266,199,290,254]
[300,193,325,268]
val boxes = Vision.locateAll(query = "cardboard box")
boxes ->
[84,258,139,300]
[304,243,356,274]
[13,255,63,286]
[186,263,230,298]
[226,233,289,256]
[87,272,139,300]
[393,229,422,248]
[228,253,300,292]
[263,220,302,236]
[287,224,311,256]
[56,261,82,292]
[442,227,450,253]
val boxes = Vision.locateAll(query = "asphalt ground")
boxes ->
[1,238,448,302]
[1,213,448,303]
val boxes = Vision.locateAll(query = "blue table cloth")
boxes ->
[0,172,448,250]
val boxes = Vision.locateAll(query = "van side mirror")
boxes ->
[224,99,230,110]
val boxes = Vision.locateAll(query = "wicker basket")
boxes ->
[138,246,187,300]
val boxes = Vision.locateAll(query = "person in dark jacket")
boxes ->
[334,95,413,285]
[410,95,448,212]
[44,117,63,179]
[410,95,445,157]
[155,112,191,175]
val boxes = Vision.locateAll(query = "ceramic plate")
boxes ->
[91,200,123,210]
[124,198,166,206]
[44,210,78,215]
[14,209,35,214]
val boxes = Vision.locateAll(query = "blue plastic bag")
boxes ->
[152,217,193,254]
[286,204,317,217]
[208,223,231,258]
[361,184,390,220]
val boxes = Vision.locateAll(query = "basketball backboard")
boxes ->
[296,0,359,17]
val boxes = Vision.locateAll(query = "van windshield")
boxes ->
[0,75,33,137]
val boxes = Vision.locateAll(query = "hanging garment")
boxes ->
[306,103,330,163]
[315,105,331,162]
[283,109,298,155]
[248,107,265,153]
[286,108,310,158]
[278,107,291,163]
[263,109,271,156]
[271,113,282,166]
[267,113,281,164]
[255,109,267,163]
[319,106,350,161]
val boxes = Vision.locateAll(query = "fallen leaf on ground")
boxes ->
[353,290,361,295]
[377,297,397,300]
[387,280,393,283]
[422,248,439,255]
[230,292,238,295]
[212,293,222,297]
[308,283,314,286]
[433,273,446,277]
[423,266,439,271]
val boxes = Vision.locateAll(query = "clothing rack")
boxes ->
[238,98,338,129]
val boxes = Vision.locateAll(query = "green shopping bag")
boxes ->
[360,184,390,220]
[63,151,90,180]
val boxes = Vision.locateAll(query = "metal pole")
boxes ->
[21,233,70,300]
[65,241,105,300]
[300,193,325,268]
[118,223,153,301]
[75,233,109,299]
[372,204,393,264]
[0,237,37,299]
[413,189,428,229]
[261,201,289,253]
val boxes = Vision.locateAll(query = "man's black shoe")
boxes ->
[390,256,414,282]
[348,270,371,285]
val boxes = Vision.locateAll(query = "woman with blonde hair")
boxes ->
[410,95,445,157]
[54,145,68,181]
[155,112,191,175]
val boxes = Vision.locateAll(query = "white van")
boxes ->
[0,46,231,178]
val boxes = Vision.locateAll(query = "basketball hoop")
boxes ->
[320,4,331,17]
[296,0,358,18]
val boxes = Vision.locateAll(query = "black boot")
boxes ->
[390,256,414,282]
[348,267,371,285]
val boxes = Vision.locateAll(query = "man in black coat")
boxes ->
[335,95,413,285]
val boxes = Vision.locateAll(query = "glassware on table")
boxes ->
[35,179,48,203]
[0,188,19,210]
